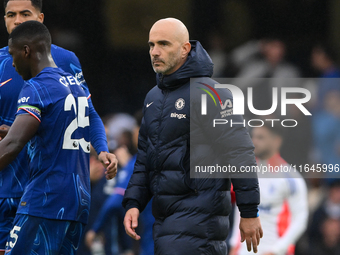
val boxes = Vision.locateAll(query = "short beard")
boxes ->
[153,50,182,75]
[254,149,271,160]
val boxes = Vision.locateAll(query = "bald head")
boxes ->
[150,18,189,44]
[148,18,191,75]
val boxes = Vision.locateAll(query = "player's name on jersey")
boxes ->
[59,75,81,87]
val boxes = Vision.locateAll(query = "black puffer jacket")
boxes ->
[123,41,259,255]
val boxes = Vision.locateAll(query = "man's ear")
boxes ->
[182,41,191,59]
[4,15,8,31]
[23,45,31,58]
[38,13,44,23]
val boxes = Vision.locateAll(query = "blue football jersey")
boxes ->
[0,44,105,198]
[16,67,91,224]
[0,46,29,198]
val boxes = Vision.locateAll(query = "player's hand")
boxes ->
[85,230,96,248]
[0,124,10,140]
[114,146,132,168]
[98,151,118,180]
[239,217,263,253]
[124,208,141,240]
[263,253,275,255]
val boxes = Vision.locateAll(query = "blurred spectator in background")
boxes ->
[280,94,312,167]
[312,91,340,175]
[307,179,326,215]
[78,147,114,255]
[85,111,154,255]
[308,180,340,241]
[104,113,137,152]
[308,180,340,255]
[311,43,340,112]
[80,114,137,255]
[207,32,228,77]
[309,217,340,255]
[229,124,308,255]
[235,38,300,82]
[223,38,312,167]
[224,40,262,78]
[86,144,135,255]
[233,38,300,117]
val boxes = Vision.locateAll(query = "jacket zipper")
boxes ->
[155,88,169,172]
[153,86,168,195]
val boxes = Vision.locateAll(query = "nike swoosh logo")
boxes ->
[0,78,12,88]
[146,102,154,108]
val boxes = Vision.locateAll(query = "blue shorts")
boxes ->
[0,198,20,251]
[5,214,85,255]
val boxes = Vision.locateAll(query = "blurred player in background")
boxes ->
[229,124,308,255]
[0,20,116,254]
[0,1,117,254]
[311,43,340,111]
[86,110,154,255]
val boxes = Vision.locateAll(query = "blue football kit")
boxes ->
[6,214,84,255]
[91,155,155,255]
[0,45,108,250]
[91,155,137,233]
[5,67,91,254]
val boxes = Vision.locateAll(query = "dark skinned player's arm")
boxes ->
[0,114,40,171]
[0,124,10,139]
[0,130,7,139]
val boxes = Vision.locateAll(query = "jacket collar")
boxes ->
[156,40,213,90]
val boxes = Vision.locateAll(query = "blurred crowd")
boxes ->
[77,111,154,255]
[209,36,340,168]
[209,37,340,255]
[79,38,340,255]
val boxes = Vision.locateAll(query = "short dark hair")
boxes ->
[4,0,42,12]
[9,20,51,49]
[313,42,337,63]
[134,109,143,127]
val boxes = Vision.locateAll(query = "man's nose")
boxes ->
[151,45,160,56]
[14,15,23,26]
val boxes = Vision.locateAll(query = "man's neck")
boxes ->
[32,54,57,77]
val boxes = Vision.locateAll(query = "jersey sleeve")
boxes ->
[53,47,108,154]
[52,47,90,97]
[65,53,90,98]
[272,177,309,254]
[88,103,108,154]
[16,81,45,122]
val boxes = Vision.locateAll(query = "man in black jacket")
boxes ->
[123,18,263,255]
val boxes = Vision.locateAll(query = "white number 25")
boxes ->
[63,94,90,153]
